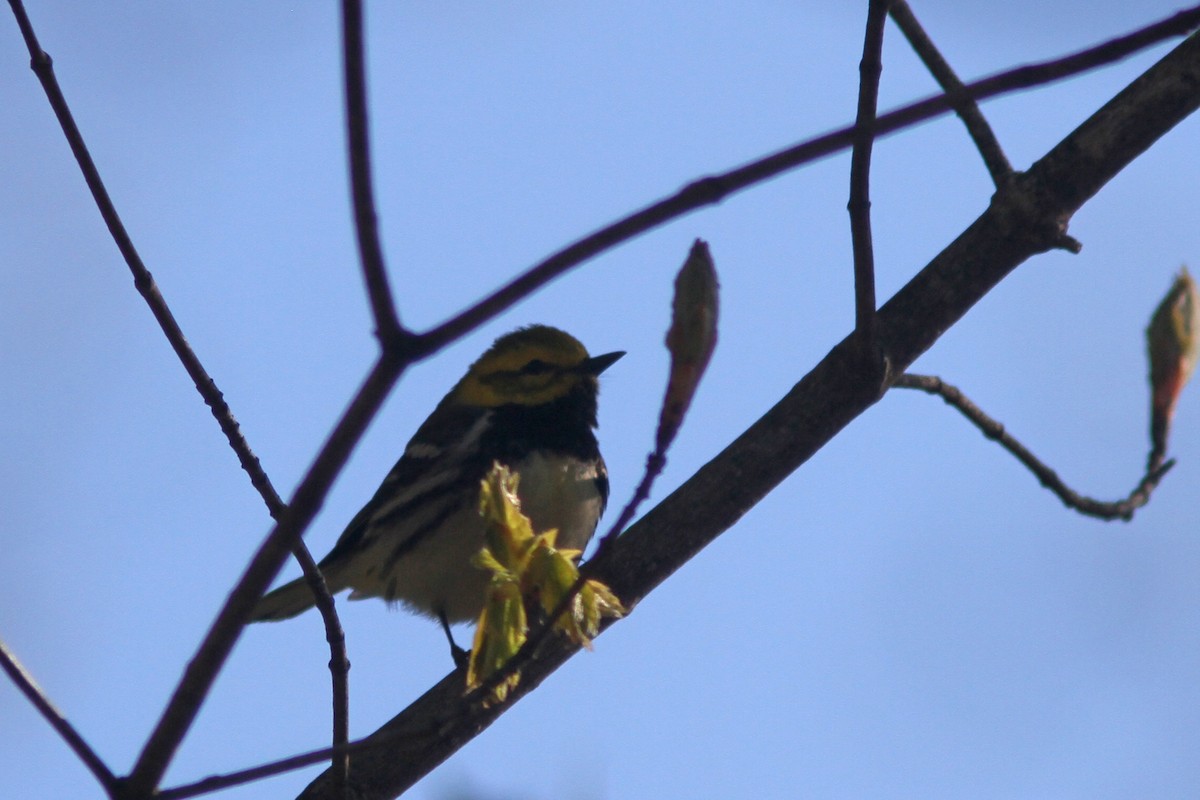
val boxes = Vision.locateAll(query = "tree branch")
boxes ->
[849,0,890,346]
[4,2,352,794]
[157,735,381,800]
[341,0,407,346]
[297,25,1200,800]
[893,374,1173,520]
[125,352,409,797]
[418,4,1200,353]
[288,547,351,786]
[889,1,1013,185]
[0,638,118,794]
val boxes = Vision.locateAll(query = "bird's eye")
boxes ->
[520,359,554,375]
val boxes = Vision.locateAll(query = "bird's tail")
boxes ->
[251,575,338,622]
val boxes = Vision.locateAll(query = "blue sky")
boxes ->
[3,3,1199,799]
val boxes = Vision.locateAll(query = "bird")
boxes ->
[251,325,623,662]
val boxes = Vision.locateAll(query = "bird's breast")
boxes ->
[512,451,606,552]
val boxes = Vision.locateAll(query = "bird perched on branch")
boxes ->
[251,325,623,662]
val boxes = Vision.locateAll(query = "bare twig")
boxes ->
[6,1,352,793]
[849,0,890,345]
[889,1,1013,185]
[288,547,350,787]
[894,374,1174,520]
[7,0,276,520]
[0,638,118,794]
[158,749,335,800]
[157,732,384,800]
[342,0,406,347]
[157,690,451,799]
[125,356,407,796]
[420,5,1200,353]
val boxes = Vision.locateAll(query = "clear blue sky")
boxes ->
[3,3,1198,799]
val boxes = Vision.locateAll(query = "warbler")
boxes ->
[251,325,623,659]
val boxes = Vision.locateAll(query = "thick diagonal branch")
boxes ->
[297,26,1200,800]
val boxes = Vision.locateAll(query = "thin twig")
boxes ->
[894,374,1174,520]
[342,0,406,347]
[889,1,1013,185]
[420,4,1200,353]
[6,1,352,793]
[7,0,274,514]
[158,749,335,800]
[0,638,118,794]
[157,686,452,799]
[288,546,351,787]
[157,731,387,800]
[849,0,890,345]
[125,356,407,796]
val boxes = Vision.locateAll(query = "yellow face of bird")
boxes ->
[453,326,619,408]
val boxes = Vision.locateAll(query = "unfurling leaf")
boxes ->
[468,463,623,702]
[477,463,535,570]
[1146,267,1199,468]
[467,580,525,703]
[659,239,719,452]
[526,537,625,648]
[572,579,624,647]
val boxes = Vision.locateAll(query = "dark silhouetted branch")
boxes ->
[342,0,407,347]
[6,2,351,795]
[0,638,118,794]
[419,5,1200,353]
[894,374,1174,520]
[889,1,1013,185]
[849,0,890,345]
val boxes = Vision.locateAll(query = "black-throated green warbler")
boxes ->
[251,325,623,658]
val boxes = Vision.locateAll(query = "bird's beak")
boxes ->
[582,350,625,375]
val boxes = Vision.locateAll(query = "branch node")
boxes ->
[381,327,422,364]
[681,175,731,205]
[30,49,51,73]
[988,172,1084,257]
[1054,232,1084,254]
